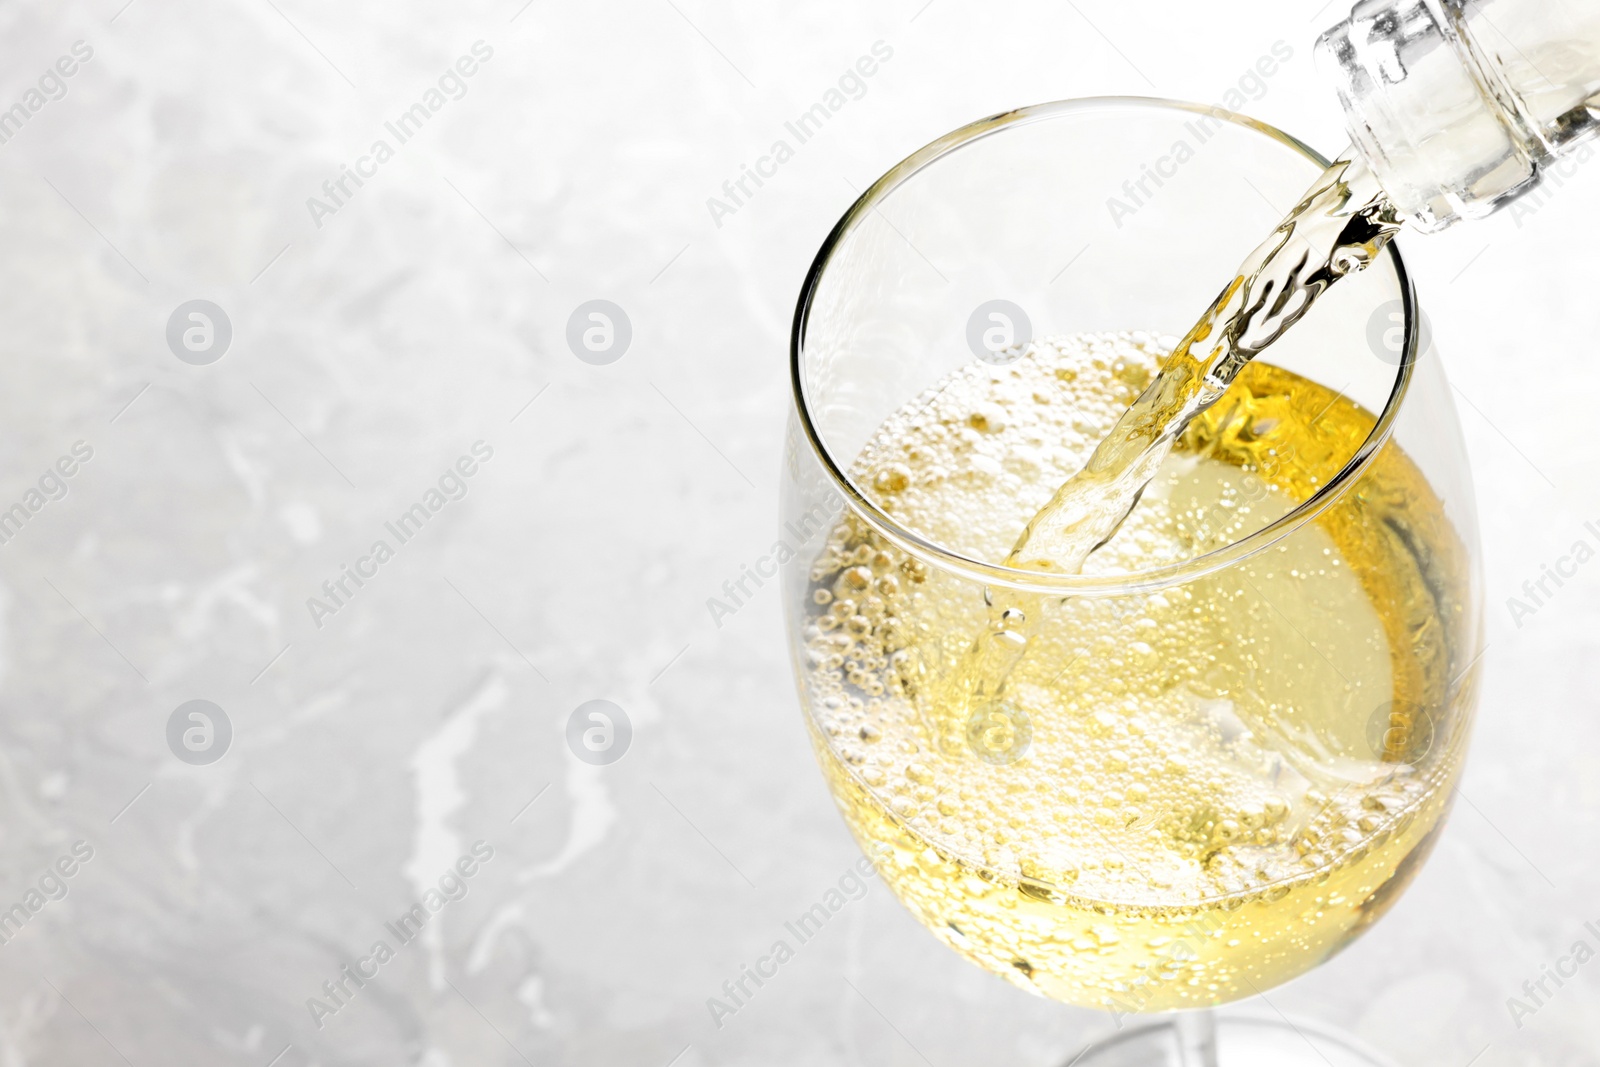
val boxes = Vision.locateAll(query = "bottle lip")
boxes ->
[1316,0,1543,232]
[789,96,1420,598]
[1316,3,1454,231]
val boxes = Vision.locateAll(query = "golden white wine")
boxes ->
[800,333,1475,1011]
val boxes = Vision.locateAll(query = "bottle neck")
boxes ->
[1319,0,1600,231]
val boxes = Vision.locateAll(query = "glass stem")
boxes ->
[1173,1009,1220,1067]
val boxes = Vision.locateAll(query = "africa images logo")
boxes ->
[566,700,632,766]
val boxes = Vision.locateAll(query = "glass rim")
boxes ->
[788,95,1419,597]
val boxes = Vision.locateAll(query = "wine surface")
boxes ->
[801,334,1473,1009]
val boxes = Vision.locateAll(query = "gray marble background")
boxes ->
[0,0,1594,1064]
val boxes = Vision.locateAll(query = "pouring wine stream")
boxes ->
[938,151,1405,757]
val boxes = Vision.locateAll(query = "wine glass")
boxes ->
[782,98,1482,1066]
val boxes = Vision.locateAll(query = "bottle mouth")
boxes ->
[1316,0,1543,232]
[789,96,1420,598]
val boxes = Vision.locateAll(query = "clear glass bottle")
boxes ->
[1320,0,1600,230]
